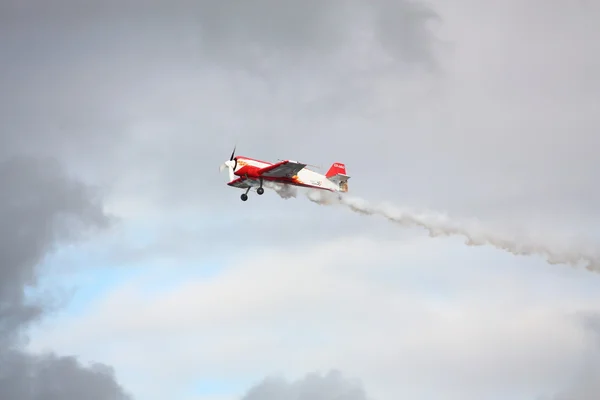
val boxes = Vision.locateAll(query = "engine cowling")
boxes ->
[235,165,261,178]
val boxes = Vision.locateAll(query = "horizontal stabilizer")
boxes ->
[327,173,350,183]
[327,172,350,192]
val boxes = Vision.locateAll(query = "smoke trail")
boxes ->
[264,181,298,199]
[304,190,600,273]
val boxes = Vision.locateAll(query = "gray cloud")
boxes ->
[0,0,441,186]
[0,351,130,400]
[0,155,130,399]
[23,0,438,66]
[189,0,441,68]
[241,370,368,400]
[3,0,597,229]
[0,156,108,335]
[2,2,133,395]
[0,0,447,260]
[2,0,599,398]
[546,313,600,400]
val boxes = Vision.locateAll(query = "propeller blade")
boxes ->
[229,145,236,161]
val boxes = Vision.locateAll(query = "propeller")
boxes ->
[219,145,238,179]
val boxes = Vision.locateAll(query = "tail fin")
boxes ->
[326,162,350,192]
[326,162,346,178]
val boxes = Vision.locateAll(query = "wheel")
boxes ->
[257,187,264,195]
[241,193,248,201]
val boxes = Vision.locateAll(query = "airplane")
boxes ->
[219,146,350,201]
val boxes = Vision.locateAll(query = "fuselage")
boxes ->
[233,156,339,191]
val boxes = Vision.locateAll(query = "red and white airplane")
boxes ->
[219,146,350,201]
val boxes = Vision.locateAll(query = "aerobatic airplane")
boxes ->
[219,146,350,201]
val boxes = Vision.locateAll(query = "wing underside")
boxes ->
[227,178,251,188]
[258,161,306,178]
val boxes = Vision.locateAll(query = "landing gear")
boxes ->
[239,180,263,201]
[257,178,264,195]
[241,187,250,201]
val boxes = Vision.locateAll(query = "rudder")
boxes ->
[326,162,346,178]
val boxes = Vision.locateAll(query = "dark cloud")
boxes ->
[3,0,597,231]
[2,0,598,397]
[0,351,130,400]
[0,0,440,65]
[0,0,442,213]
[369,0,441,66]
[189,0,440,68]
[0,156,108,335]
[0,155,130,399]
[1,1,133,396]
[241,370,368,400]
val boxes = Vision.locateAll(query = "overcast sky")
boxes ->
[2,0,600,399]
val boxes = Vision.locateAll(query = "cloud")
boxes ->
[0,0,440,66]
[2,0,597,227]
[0,155,108,338]
[0,0,443,216]
[26,235,600,400]
[545,313,600,400]
[237,313,600,400]
[241,370,367,400]
[4,0,600,399]
[0,155,130,399]
[0,351,130,400]
[188,0,441,68]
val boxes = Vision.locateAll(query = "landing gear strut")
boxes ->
[240,179,264,201]
[241,187,250,201]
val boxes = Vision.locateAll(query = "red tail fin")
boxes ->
[326,162,346,178]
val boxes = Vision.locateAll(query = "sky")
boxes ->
[1,0,600,399]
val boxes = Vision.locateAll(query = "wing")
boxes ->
[227,177,251,188]
[257,160,306,178]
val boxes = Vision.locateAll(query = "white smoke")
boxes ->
[301,189,600,273]
[264,181,298,199]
